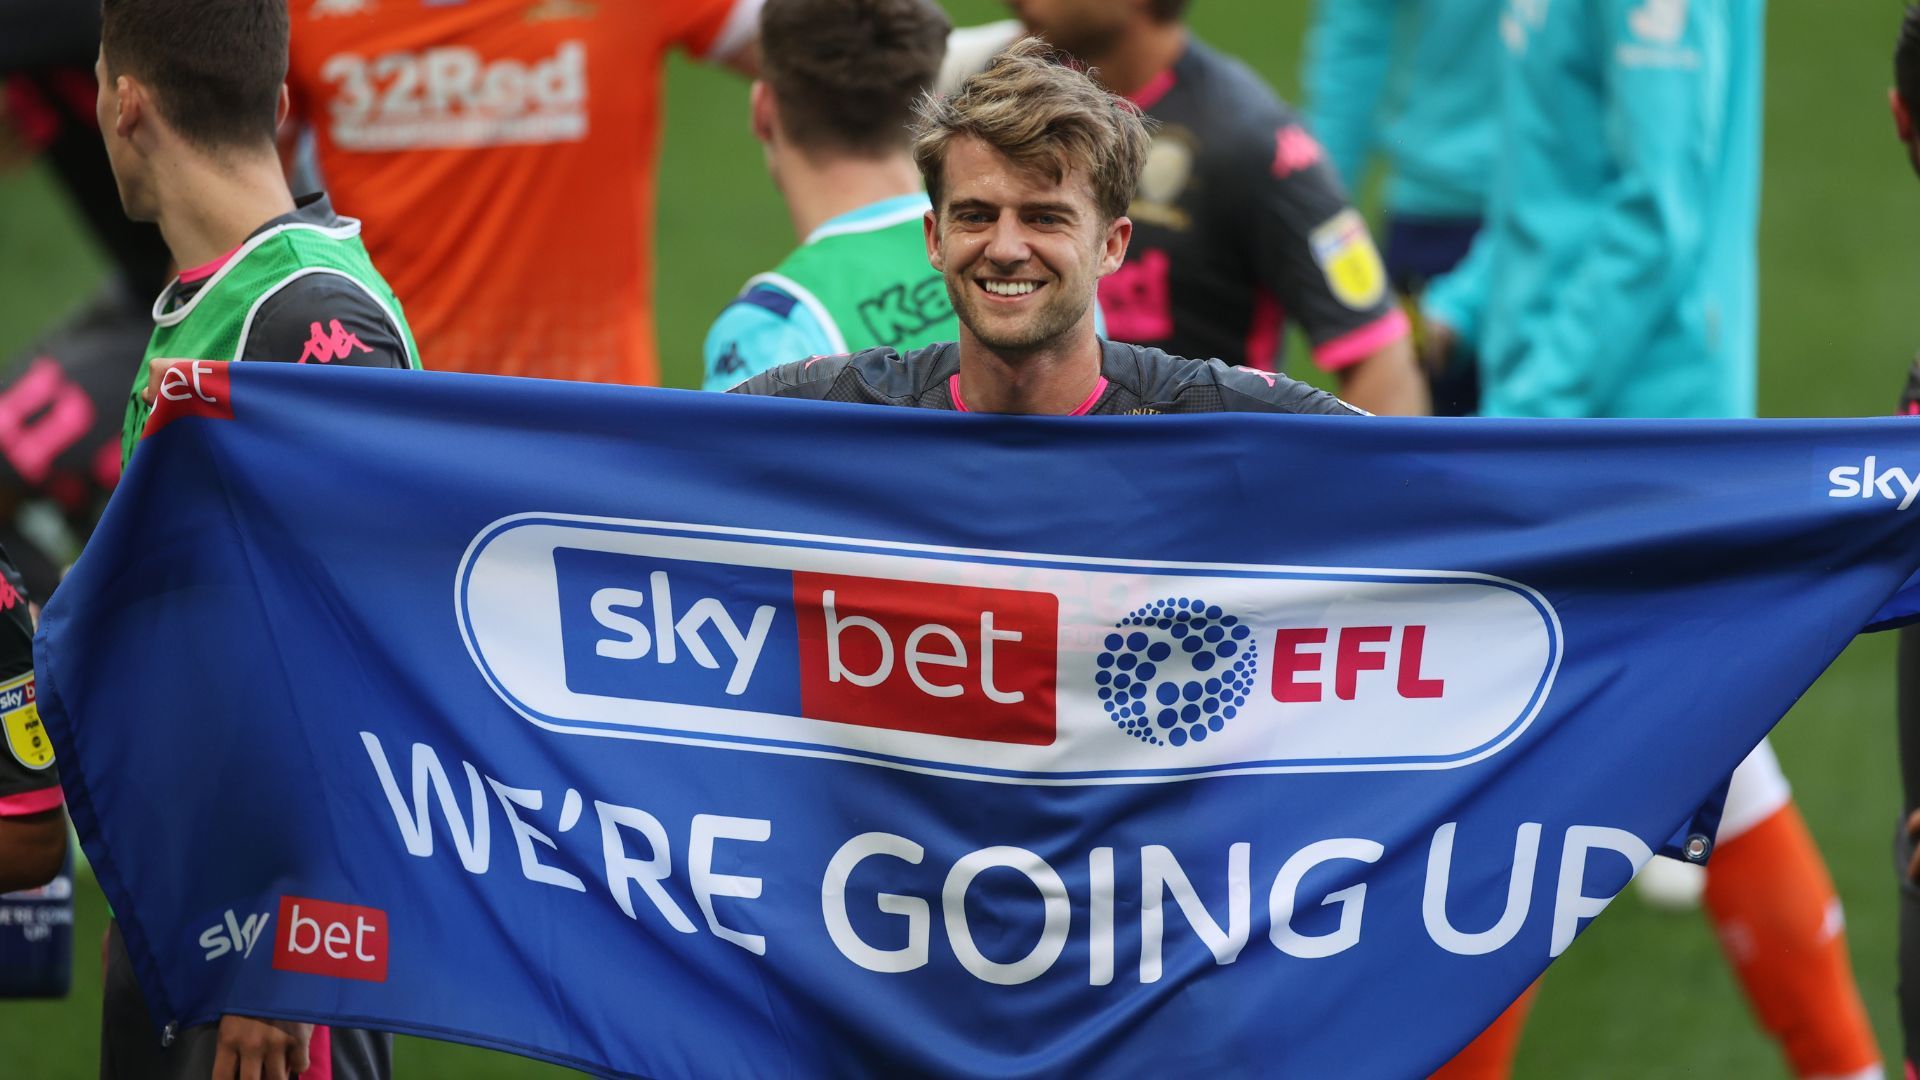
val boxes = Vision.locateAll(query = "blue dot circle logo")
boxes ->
[1095,597,1259,748]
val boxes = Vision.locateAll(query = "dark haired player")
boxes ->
[936,0,1426,416]
[94,0,415,1075]
[704,0,956,387]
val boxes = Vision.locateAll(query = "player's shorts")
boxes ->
[1720,738,1791,843]
[1384,215,1481,417]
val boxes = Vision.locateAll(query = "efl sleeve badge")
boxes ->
[1310,209,1389,311]
[1,673,52,770]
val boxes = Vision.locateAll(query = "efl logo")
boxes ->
[459,517,1560,784]
[1828,456,1920,509]
[142,360,233,439]
[271,896,388,982]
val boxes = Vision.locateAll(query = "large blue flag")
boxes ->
[37,364,1920,1078]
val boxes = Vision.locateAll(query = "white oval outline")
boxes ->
[456,513,1563,787]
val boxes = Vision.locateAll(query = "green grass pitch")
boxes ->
[0,2,1915,1075]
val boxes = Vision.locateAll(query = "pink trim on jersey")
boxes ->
[307,1025,334,1080]
[1066,376,1110,415]
[0,786,62,816]
[1244,289,1284,371]
[948,373,1110,415]
[1129,69,1177,111]
[1313,308,1410,371]
[176,244,241,285]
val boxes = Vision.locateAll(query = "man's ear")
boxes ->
[1097,215,1132,277]
[1894,88,1915,143]
[114,75,142,139]
[275,84,291,131]
[924,209,944,270]
[749,81,777,146]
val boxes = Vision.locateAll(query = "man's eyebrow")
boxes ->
[945,198,1081,216]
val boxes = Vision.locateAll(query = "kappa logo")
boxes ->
[1828,456,1920,510]
[459,517,1561,783]
[200,908,271,962]
[1271,125,1324,180]
[297,319,373,364]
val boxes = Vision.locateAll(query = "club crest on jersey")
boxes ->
[0,674,51,771]
[1309,210,1388,311]
[1127,133,1194,230]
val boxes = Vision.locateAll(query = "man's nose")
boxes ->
[984,213,1031,267]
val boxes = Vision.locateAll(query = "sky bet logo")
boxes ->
[458,517,1562,784]
[1828,456,1920,509]
[556,549,1057,745]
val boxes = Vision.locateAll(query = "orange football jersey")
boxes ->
[287,0,757,384]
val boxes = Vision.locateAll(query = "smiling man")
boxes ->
[732,37,1356,419]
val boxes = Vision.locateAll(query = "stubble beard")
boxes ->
[947,275,1087,355]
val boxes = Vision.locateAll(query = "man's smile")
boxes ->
[977,279,1046,300]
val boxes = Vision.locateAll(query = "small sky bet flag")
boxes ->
[37,365,1920,1078]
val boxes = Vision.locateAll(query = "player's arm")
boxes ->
[212,1016,313,1080]
[1300,0,1403,193]
[1502,1,1719,414]
[0,807,62,893]
[1421,209,1496,365]
[1243,118,1425,415]
[703,284,839,391]
[674,0,765,78]
[0,554,60,895]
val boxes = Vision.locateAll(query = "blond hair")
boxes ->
[912,37,1151,222]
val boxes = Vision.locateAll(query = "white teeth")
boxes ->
[982,281,1038,296]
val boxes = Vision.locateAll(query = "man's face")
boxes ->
[1007,0,1133,61]
[94,49,152,221]
[926,135,1128,356]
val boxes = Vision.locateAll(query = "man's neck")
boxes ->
[780,151,925,243]
[1080,20,1187,100]
[152,149,297,273]
[955,321,1105,415]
